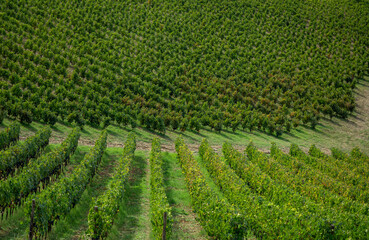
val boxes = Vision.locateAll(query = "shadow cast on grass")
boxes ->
[81,127,92,135]
[110,155,146,240]
[179,131,201,143]
[222,128,243,136]
[50,125,64,134]
[107,128,124,138]
[161,152,194,239]
[0,207,29,239]
[322,117,343,127]
[201,127,233,141]
[188,129,207,138]
[130,128,143,137]
[21,123,38,133]
[300,125,328,136]
[283,131,299,139]
[162,153,176,207]
[346,112,365,123]
[250,129,290,142]
[141,127,171,141]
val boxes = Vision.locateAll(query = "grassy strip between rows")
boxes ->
[161,152,208,239]
[87,133,136,239]
[175,137,245,239]
[0,128,80,219]
[25,130,107,238]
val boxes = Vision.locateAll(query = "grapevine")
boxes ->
[0,126,51,179]
[26,130,107,238]
[0,122,20,151]
[87,133,135,239]
[0,128,80,218]
[175,137,246,239]
[149,138,172,239]
[1,0,368,134]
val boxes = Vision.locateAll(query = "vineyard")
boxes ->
[0,122,368,239]
[1,0,369,238]
[1,0,369,135]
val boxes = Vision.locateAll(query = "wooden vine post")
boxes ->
[29,199,35,240]
[92,206,99,240]
[162,211,167,240]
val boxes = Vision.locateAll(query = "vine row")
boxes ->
[175,137,246,239]
[149,138,172,239]
[0,122,20,150]
[293,145,369,203]
[264,144,369,217]
[201,140,322,239]
[243,143,369,239]
[0,126,51,179]
[87,133,135,239]
[0,128,79,218]
[26,130,107,238]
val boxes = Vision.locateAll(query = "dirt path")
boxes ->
[18,134,316,158]
[18,135,288,155]
[171,205,208,240]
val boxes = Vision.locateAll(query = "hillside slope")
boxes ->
[1,74,368,155]
[1,0,369,136]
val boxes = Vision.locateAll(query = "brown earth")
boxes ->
[17,133,312,155]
